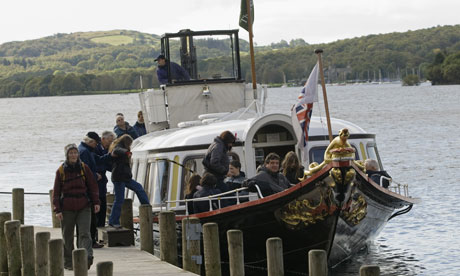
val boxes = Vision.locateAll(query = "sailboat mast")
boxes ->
[245,0,257,91]
[315,49,333,142]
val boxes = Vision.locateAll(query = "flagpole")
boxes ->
[245,0,257,92]
[315,49,333,142]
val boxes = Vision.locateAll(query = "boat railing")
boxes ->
[384,176,409,197]
[161,185,264,215]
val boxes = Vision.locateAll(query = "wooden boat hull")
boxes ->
[160,161,416,275]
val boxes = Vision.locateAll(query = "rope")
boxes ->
[0,192,49,195]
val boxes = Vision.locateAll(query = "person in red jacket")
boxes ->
[53,143,100,270]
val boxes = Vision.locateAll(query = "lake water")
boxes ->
[1,83,459,275]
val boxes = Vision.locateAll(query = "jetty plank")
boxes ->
[34,226,197,276]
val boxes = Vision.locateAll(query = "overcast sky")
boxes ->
[1,0,459,46]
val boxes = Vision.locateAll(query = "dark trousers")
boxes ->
[61,207,92,267]
[96,180,107,227]
[77,205,98,245]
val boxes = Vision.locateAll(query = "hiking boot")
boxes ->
[92,242,104,249]
[64,264,73,271]
[88,256,94,270]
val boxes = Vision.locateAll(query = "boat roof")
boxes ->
[132,113,368,153]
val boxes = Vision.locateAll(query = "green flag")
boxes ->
[239,0,254,32]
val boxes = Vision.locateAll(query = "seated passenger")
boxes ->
[365,159,392,188]
[244,153,291,197]
[155,54,190,84]
[193,173,222,214]
[184,174,202,214]
[224,160,246,190]
[281,151,305,184]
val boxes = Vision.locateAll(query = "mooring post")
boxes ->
[106,194,115,220]
[120,198,133,230]
[181,217,201,274]
[360,265,380,276]
[4,220,21,276]
[20,225,35,276]
[139,204,153,254]
[97,261,113,276]
[159,211,178,265]
[227,230,244,276]
[49,190,60,228]
[73,248,88,276]
[266,237,284,276]
[203,222,221,276]
[35,232,50,276]
[308,249,327,276]
[0,212,12,273]
[48,239,64,276]
[12,188,24,224]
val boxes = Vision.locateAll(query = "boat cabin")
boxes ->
[129,113,381,213]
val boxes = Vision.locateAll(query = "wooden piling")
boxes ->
[159,211,178,266]
[120,198,133,230]
[96,261,113,276]
[4,220,21,276]
[360,265,380,276]
[0,212,11,273]
[308,249,327,276]
[19,225,35,276]
[181,217,201,274]
[12,188,24,224]
[203,222,221,276]
[48,239,64,276]
[266,237,283,276]
[35,232,50,276]
[227,230,244,276]
[49,190,60,228]
[106,194,115,220]
[139,204,153,254]
[73,248,88,276]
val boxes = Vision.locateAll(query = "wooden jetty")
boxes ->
[35,226,197,276]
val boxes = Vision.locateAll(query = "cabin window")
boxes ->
[151,159,170,206]
[366,143,382,170]
[252,124,296,168]
[309,145,359,164]
[180,155,205,204]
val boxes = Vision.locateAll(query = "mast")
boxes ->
[315,49,333,142]
[245,0,257,92]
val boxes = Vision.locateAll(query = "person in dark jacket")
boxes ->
[108,134,149,228]
[365,159,392,188]
[224,160,246,190]
[53,143,100,270]
[193,173,222,214]
[133,110,147,137]
[94,131,115,227]
[184,174,202,214]
[281,151,305,184]
[114,113,138,139]
[78,132,111,248]
[155,54,190,84]
[245,153,291,197]
[202,130,236,193]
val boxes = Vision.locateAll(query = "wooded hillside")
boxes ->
[1,25,460,97]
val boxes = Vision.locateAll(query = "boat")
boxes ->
[128,29,418,275]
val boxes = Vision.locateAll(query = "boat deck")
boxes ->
[35,226,197,276]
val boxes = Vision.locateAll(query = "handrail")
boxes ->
[161,185,264,214]
[384,176,409,197]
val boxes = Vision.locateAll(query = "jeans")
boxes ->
[61,207,92,267]
[109,179,149,225]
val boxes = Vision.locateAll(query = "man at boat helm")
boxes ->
[155,54,190,84]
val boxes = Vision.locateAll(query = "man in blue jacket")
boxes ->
[155,54,190,84]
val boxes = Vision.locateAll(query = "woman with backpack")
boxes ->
[52,143,100,270]
[108,134,150,228]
